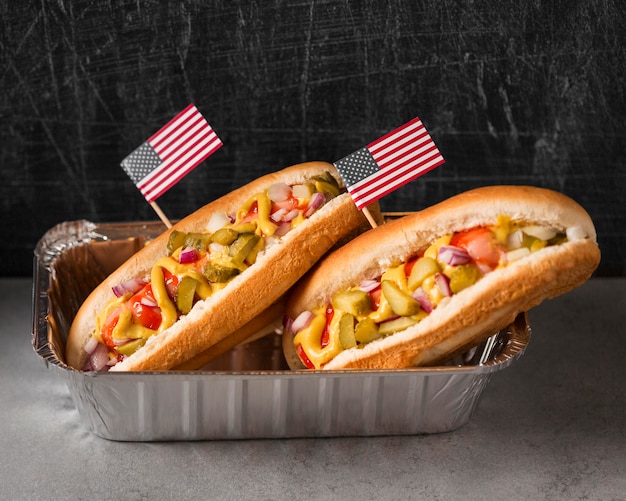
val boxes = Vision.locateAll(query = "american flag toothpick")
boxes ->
[333,117,445,227]
[121,104,223,227]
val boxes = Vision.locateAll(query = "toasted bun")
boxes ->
[66,162,382,371]
[284,185,600,370]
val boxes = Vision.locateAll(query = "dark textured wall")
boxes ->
[2,0,624,276]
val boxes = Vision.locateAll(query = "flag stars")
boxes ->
[121,142,162,185]
[333,147,379,187]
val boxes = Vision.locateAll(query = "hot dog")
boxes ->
[282,185,600,370]
[66,162,382,372]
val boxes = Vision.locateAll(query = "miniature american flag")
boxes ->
[333,117,444,209]
[121,104,223,202]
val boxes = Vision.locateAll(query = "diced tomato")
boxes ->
[369,286,382,310]
[101,307,120,349]
[450,227,503,270]
[241,201,259,223]
[296,344,315,369]
[404,257,418,277]
[129,285,162,330]
[320,304,334,348]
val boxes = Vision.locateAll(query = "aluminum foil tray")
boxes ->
[32,220,531,441]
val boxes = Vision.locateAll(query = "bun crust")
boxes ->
[284,185,600,370]
[66,162,380,371]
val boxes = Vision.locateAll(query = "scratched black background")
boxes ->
[1,0,624,276]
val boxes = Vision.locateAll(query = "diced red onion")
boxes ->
[268,182,292,202]
[476,262,493,275]
[89,343,110,372]
[84,336,99,355]
[271,208,288,222]
[206,211,231,233]
[284,209,300,222]
[435,272,452,297]
[304,192,325,217]
[566,225,586,241]
[360,279,381,292]
[106,357,119,367]
[283,315,294,334]
[411,287,433,313]
[179,246,199,264]
[438,245,471,266]
[274,221,291,236]
[111,278,146,297]
[291,310,315,333]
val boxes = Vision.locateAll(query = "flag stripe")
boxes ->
[333,116,445,209]
[139,127,218,192]
[367,116,423,152]
[148,103,198,146]
[141,135,222,201]
[350,153,444,208]
[139,131,222,201]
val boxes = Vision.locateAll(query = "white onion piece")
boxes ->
[412,287,433,313]
[507,229,524,249]
[291,311,315,333]
[360,279,380,292]
[89,343,109,372]
[206,211,231,233]
[140,295,158,308]
[84,336,99,355]
[304,192,325,217]
[106,357,119,367]
[522,225,556,241]
[438,245,471,266]
[566,225,587,241]
[268,182,292,202]
[506,247,531,263]
[292,184,312,199]
[209,242,224,253]
[435,273,452,297]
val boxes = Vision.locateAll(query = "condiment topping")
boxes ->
[83,172,341,371]
[288,216,583,369]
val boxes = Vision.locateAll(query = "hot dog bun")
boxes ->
[283,185,600,370]
[66,162,382,371]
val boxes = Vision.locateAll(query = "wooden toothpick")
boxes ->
[150,201,173,228]
[361,206,379,228]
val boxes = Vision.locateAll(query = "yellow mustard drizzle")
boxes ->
[293,216,567,369]
[92,173,341,362]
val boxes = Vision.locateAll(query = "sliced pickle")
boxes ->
[354,317,381,344]
[229,233,260,265]
[203,262,240,283]
[331,290,372,316]
[381,280,422,316]
[176,276,197,314]
[378,316,418,336]
[314,179,340,197]
[184,232,212,252]
[408,257,440,289]
[448,264,480,294]
[210,227,238,246]
[167,230,187,255]
[115,338,146,357]
[338,313,357,349]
